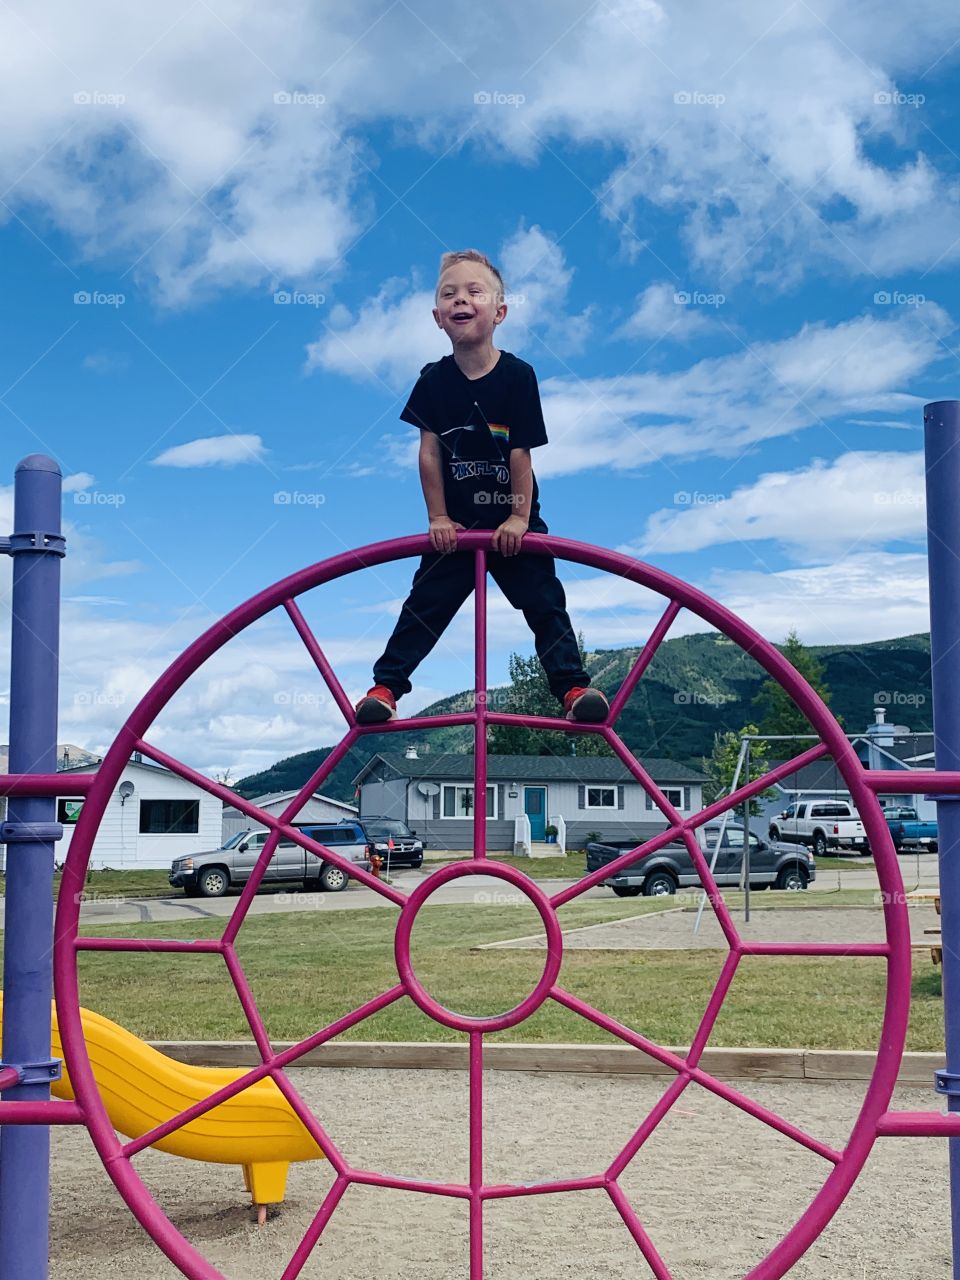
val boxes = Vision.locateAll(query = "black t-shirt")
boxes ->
[399,350,548,529]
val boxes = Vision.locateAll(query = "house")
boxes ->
[353,746,708,854]
[55,752,222,870]
[757,707,938,828]
[221,790,358,841]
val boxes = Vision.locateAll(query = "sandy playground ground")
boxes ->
[48,1067,951,1279]
[46,900,950,1278]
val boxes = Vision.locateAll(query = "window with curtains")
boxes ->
[441,785,496,819]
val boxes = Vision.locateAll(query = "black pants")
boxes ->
[373,522,591,704]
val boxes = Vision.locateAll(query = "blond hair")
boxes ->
[435,249,506,305]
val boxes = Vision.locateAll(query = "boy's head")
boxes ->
[433,249,507,348]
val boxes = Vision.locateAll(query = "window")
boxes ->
[139,799,200,835]
[811,804,851,818]
[586,787,616,809]
[662,788,683,808]
[57,798,84,825]
[441,784,496,819]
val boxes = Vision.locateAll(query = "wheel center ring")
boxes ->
[394,860,564,1033]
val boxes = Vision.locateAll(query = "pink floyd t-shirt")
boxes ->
[399,350,548,529]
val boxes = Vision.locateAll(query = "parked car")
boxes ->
[355,816,424,868]
[768,798,868,856]
[882,806,939,853]
[168,822,372,897]
[585,822,816,897]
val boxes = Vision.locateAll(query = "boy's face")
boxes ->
[433,262,507,348]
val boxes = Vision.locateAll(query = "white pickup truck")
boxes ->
[768,798,869,856]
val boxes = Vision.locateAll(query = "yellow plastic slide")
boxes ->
[0,995,325,1220]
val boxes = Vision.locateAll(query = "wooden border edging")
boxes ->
[147,1041,943,1086]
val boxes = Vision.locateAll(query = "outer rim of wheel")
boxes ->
[51,531,910,1280]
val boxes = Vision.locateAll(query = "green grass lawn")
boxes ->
[0,892,937,1053]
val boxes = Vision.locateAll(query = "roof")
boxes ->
[247,790,357,811]
[354,751,708,786]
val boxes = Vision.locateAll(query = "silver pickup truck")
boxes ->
[169,822,372,897]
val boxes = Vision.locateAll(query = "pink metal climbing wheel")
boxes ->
[51,531,920,1280]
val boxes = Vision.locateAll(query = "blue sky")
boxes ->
[0,0,957,778]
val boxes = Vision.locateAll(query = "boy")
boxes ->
[355,249,608,726]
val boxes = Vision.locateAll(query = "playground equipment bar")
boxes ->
[0,456,67,1280]
[923,399,960,1277]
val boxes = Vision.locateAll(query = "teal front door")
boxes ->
[524,786,547,840]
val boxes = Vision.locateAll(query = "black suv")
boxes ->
[355,817,424,868]
[585,822,816,897]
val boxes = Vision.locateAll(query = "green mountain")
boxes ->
[234,631,933,802]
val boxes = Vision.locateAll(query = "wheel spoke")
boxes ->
[75,938,222,953]
[121,985,405,1160]
[469,1030,484,1278]
[552,823,685,908]
[689,742,831,830]
[281,1174,351,1280]
[550,986,687,1074]
[686,950,741,1068]
[474,550,489,863]
[607,599,683,723]
[284,597,355,724]
[741,942,890,957]
[606,1181,675,1280]
[607,1075,692,1181]
[132,738,284,834]
[223,944,272,1061]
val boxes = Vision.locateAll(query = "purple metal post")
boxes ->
[924,399,960,1275]
[0,456,65,1280]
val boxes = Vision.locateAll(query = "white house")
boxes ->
[221,791,358,841]
[56,753,221,870]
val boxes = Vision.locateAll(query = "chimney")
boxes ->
[404,743,419,760]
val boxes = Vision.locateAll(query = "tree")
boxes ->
[752,629,836,736]
[488,632,612,757]
[701,722,777,816]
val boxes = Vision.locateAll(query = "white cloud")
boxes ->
[615,282,715,342]
[632,451,927,558]
[305,281,449,388]
[2,2,958,301]
[305,224,589,387]
[152,433,267,468]
[363,305,947,476]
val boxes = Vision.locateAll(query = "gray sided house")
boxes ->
[353,748,708,854]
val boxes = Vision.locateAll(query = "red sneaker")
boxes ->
[355,684,398,724]
[563,686,609,723]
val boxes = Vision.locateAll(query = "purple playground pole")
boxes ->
[0,456,66,1280]
[924,400,960,1278]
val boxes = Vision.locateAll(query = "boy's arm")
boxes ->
[419,429,464,553]
[491,447,533,557]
